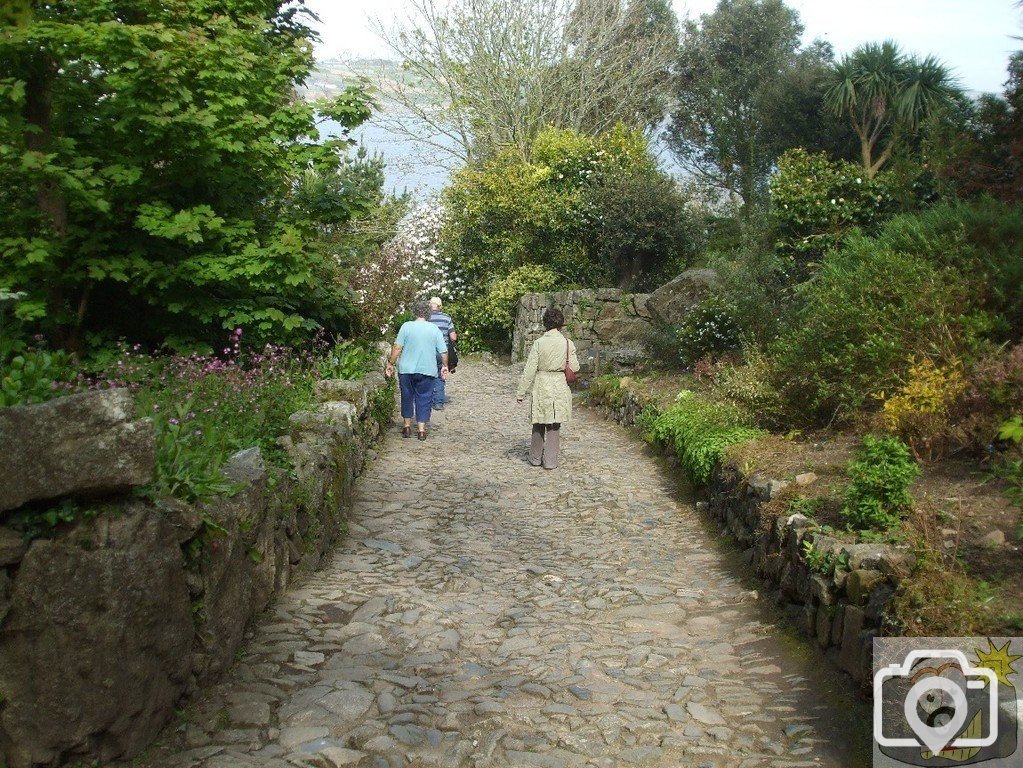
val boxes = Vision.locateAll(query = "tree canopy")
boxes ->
[665,0,809,214]
[0,0,376,350]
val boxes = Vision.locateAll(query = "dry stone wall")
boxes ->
[0,373,391,768]
[590,382,910,690]
[511,289,653,374]
[0,389,155,513]
[511,269,722,375]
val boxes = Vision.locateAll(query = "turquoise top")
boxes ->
[395,319,446,376]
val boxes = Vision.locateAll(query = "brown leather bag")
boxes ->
[564,338,577,384]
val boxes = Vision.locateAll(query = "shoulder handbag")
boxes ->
[564,338,577,384]
[448,340,459,372]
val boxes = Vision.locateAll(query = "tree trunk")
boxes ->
[24,58,75,349]
[24,66,67,235]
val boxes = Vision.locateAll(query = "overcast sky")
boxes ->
[304,0,1021,95]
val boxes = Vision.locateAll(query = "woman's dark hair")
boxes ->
[412,300,432,319]
[542,307,565,331]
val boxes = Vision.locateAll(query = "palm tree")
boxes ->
[824,41,960,177]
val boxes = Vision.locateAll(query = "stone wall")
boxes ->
[589,383,910,690]
[511,289,653,374]
[511,269,721,375]
[0,373,391,768]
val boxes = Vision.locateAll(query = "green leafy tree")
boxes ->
[0,0,375,350]
[584,163,703,290]
[927,52,1023,202]
[759,40,858,161]
[443,125,697,293]
[823,40,961,178]
[666,0,806,214]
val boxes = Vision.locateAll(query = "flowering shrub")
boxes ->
[879,357,967,461]
[351,201,460,335]
[770,148,896,275]
[87,331,377,503]
[645,299,740,371]
[675,299,741,367]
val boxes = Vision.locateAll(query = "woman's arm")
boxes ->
[568,340,580,373]
[384,343,403,377]
[516,341,539,400]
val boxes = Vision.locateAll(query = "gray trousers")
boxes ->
[529,423,561,469]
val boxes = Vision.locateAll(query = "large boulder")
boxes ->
[0,507,193,767]
[645,268,720,326]
[0,390,155,513]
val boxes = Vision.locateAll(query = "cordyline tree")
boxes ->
[824,40,960,178]
[371,0,678,164]
[0,0,375,351]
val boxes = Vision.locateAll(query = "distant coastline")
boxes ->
[307,58,458,198]
[307,58,683,198]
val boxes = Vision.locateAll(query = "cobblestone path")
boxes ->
[143,362,868,768]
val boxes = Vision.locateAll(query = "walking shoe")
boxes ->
[402,426,411,438]
[418,430,427,441]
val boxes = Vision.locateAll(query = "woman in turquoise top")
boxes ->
[385,300,448,440]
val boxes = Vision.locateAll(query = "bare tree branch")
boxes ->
[362,0,678,166]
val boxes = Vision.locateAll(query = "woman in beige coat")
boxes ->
[516,307,580,469]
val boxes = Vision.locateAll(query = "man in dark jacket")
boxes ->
[428,297,456,409]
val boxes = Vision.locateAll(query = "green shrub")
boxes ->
[317,339,379,381]
[652,391,765,485]
[676,299,741,366]
[842,435,920,531]
[870,198,1023,339]
[714,347,786,429]
[442,126,699,298]
[636,404,662,443]
[994,416,1023,538]
[770,148,897,275]
[706,245,793,346]
[588,376,625,408]
[451,265,559,354]
[0,348,79,407]
[584,163,704,291]
[771,238,984,425]
[645,299,741,370]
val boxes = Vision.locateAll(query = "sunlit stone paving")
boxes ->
[137,361,867,768]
